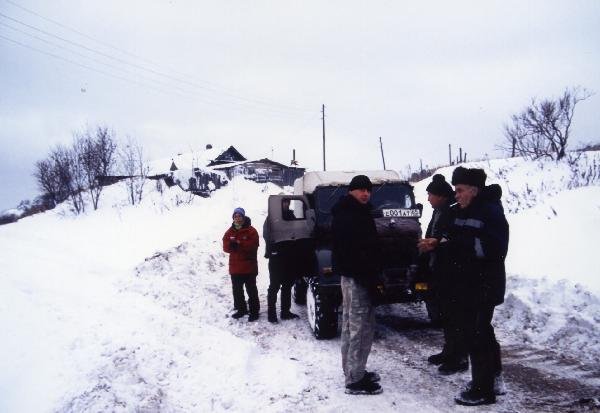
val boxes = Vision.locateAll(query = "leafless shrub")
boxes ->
[34,125,118,214]
[501,87,593,161]
[119,136,149,205]
[74,126,117,210]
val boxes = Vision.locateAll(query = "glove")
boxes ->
[369,283,385,305]
[229,240,239,250]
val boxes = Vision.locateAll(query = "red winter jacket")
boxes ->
[222,216,259,276]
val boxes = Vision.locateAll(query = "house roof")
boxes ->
[147,146,227,175]
[211,146,246,164]
[211,158,303,170]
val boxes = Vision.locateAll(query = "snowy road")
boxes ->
[118,238,599,413]
[2,160,599,412]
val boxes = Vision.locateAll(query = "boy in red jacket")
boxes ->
[222,207,260,321]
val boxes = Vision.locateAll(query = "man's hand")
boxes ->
[418,237,439,253]
[229,237,239,250]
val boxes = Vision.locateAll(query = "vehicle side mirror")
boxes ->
[416,203,423,212]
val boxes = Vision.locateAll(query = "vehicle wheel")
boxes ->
[293,278,307,305]
[425,299,442,327]
[306,279,338,339]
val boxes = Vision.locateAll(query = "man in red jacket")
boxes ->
[222,207,260,321]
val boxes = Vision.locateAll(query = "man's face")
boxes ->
[349,188,371,204]
[427,193,447,209]
[454,184,478,209]
[233,213,244,225]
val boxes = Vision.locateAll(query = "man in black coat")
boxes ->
[418,174,469,375]
[332,175,383,395]
[263,199,302,323]
[440,167,509,406]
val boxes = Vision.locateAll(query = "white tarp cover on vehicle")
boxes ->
[294,170,402,194]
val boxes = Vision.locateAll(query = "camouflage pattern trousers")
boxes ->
[340,276,376,385]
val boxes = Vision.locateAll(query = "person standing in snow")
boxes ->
[263,199,301,323]
[332,175,383,395]
[438,167,508,406]
[222,207,260,322]
[418,174,469,375]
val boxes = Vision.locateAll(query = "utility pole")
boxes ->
[321,104,326,171]
[379,137,386,170]
[448,144,452,165]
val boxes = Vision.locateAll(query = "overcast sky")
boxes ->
[1,0,599,210]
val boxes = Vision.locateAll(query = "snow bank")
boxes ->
[1,153,599,411]
[497,276,600,365]
[414,152,600,366]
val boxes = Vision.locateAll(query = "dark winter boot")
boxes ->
[345,375,383,395]
[427,352,447,365]
[248,313,259,322]
[465,374,506,396]
[231,310,248,319]
[280,311,299,320]
[455,389,496,406]
[364,371,381,383]
[438,357,469,375]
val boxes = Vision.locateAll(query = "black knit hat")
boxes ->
[451,167,487,188]
[348,175,372,191]
[426,174,454,197]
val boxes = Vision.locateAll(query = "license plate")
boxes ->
[382,208,421,218]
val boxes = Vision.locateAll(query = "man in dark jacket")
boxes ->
[440,167,509,406]
[263,199,302,323]
[418,174,469,375]
[332,175,383,395]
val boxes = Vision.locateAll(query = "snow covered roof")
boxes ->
[295,170,402,193]
[147,147,226,176]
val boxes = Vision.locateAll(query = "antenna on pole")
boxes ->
[379,136,386,170]
[322,104,326,171]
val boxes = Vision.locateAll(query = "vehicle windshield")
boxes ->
[313,183,415,227]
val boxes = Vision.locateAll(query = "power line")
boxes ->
[0,20,202,100]
[0,4,314,114]
[0,33,197,101]
[0,29,316,120]
[1,31,320,122]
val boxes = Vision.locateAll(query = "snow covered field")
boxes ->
[1,154,599,412]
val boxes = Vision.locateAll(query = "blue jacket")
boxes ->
[439,184,509,306]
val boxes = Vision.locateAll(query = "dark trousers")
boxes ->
[231,274,259,315]
[463,304,502,394]
[439,296,468,362]
[267,258,295,314]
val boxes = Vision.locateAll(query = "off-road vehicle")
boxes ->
[265,170,429,339]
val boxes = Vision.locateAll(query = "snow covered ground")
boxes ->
[1,154,599,412]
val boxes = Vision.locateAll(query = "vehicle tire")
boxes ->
[425,299,442,327]
[293,278,307,305]
[306,279,338,339]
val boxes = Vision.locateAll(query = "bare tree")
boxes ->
[68,144,86,214]
[502,87,593,160]
[119,136,149,205]
[33,158,60,207]
[74,126,118,210]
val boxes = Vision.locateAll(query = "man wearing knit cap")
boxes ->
[440,167,509,406]
[332,174,383,395]
[418,174,469,375]
[222,207,261,321]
